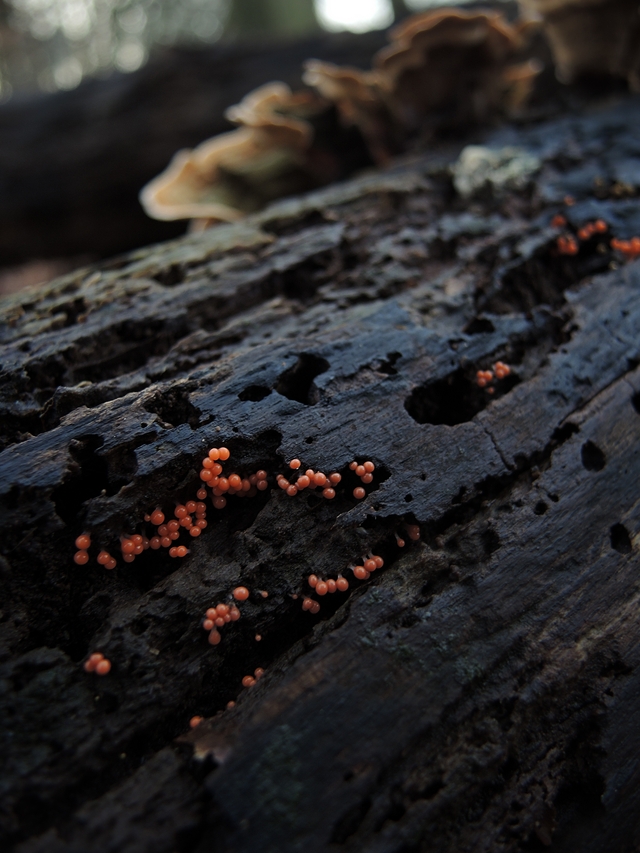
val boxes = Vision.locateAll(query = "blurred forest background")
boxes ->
[0,0,492,295]
[0,0,471,98]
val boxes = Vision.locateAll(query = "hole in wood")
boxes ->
[143,387,201,429]
[275,353,329,405]
[581,440,606,472]
[479,237,613,315]
[405,367,517,426]
[238,385,271,402]
[610,523,632,554]
[464,316,495,334]
[52,435,108,524]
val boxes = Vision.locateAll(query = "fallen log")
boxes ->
[1,88,640,853]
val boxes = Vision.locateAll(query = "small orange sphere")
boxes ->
[336,576,349,592]
[349,461,358,470]
[149,537,161,550]
[169,547,178,557]
[289,459,301,469]
[309,601,320,614]
[227,700,236,709]
[105,558,117,570]
[373,556,384,569]
[254,667,264,679]
[316,581,328,596]
[176,546,188,557]
[228,474,242,489]
[302,597,313,611]
[150,509,164,526]
[286,485,298,496]
[203,619,214,631]
[363,461,375,473]
[255,634,262,641]
[206,608,217,620]
[406,525,421,541]
[175,505,188,519]
[218,447,230,461]
[314,472,327,487]
[229,606,241,621]
[308,574,318,588]
[256,480,268,491]
[74,550,89,565]
[167,520,180,533]
[297,475,310,489]
[190,716,203,728]
[130,534,142,545]
[353,565,368,580]
[353,487,366,500]
[329,472,341,485]
[355,465,365,477]
[97,551,110,565]
[242,675,256,688]
[95,659,111,675]
[208,448,220,461]
[364,558,376,572]
[322,488,335,500]
[197,488,207,500]
[189,526,201,537]
[84,652,104,672]
[123,554,135,563]
[233,586,250,601]
[75,533,91,550]
[121,539,135,555]
[208,629,221,645]
[326,579,337,593]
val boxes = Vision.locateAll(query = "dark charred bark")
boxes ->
[1,86,640,853]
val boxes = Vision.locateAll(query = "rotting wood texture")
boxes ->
[1,93,640,853]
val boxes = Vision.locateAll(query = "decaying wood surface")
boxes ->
[1,90,640,853]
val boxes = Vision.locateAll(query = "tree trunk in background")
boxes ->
[1,80,640,852]
[390,0,412,21]
[225,0,320,37]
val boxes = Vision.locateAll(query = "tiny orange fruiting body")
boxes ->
[75,533,91,550]
[233,586,249,601]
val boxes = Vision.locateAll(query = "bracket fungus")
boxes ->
[139,82,325,227]
[302,60,397,164]
[519,0,640,89]
[141,8,541,226]
[373,9,540,131]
